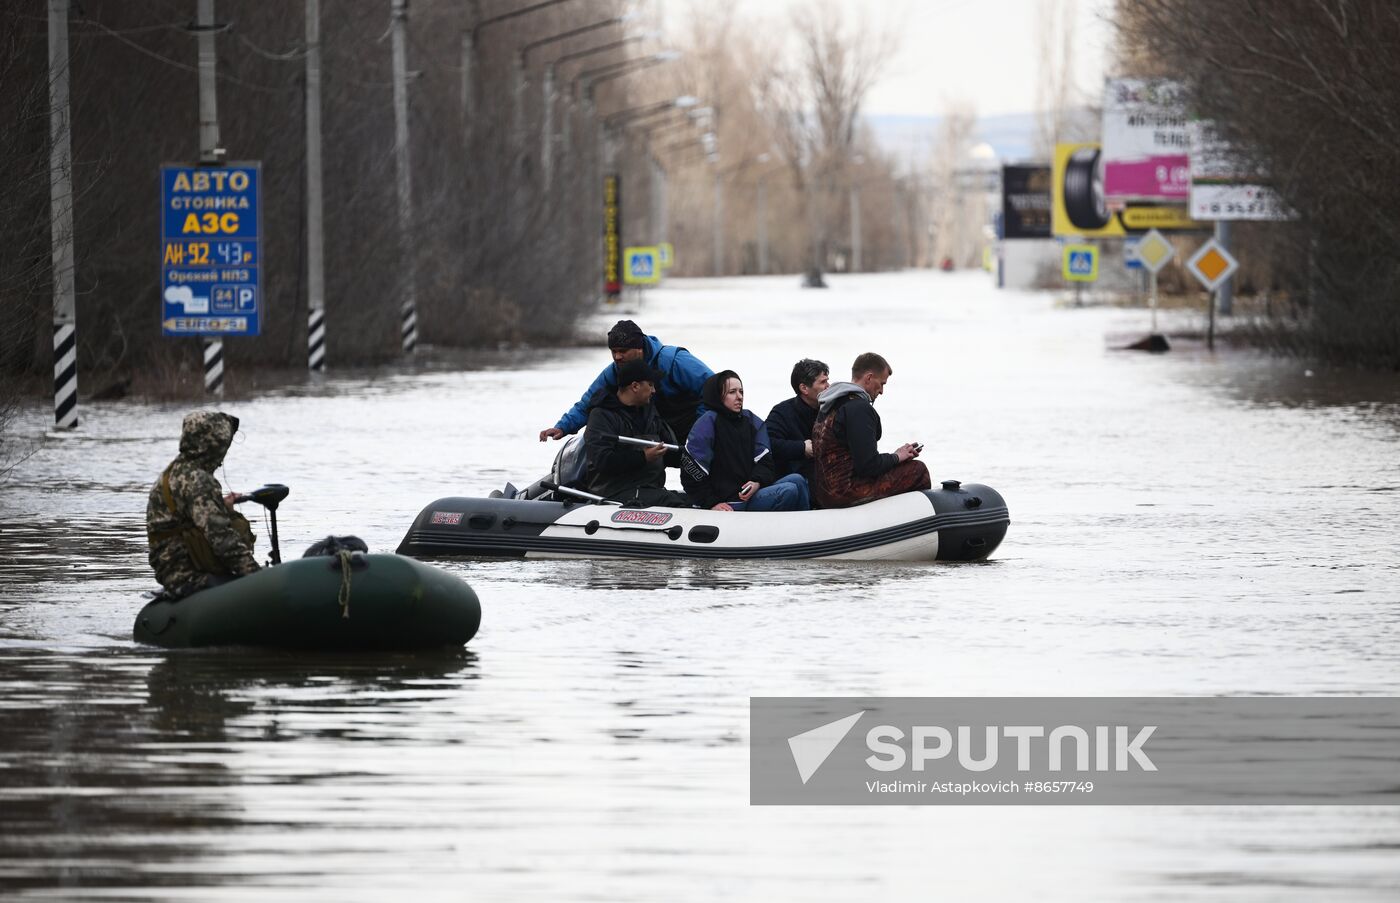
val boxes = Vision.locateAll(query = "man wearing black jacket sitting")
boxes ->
[764,358,829,484]
[583,359,690,507]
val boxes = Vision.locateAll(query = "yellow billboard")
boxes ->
[1053,142,1204,237]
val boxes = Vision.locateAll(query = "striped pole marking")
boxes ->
[53,321,78,429]
[308,307,326,372]
[203,337,224,396]
[400,300,417,354]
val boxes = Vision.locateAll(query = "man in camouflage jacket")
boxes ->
[146,411,259,598]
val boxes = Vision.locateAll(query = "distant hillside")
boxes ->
[866,109,1097,170]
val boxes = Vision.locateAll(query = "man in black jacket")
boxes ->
[812,352,930,508]
[764,358,829,483]
[583,359,690,507]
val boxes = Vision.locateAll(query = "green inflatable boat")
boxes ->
[134,552,481,650]
[134,485,480,650]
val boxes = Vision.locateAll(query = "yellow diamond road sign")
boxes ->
[1186,238,1239,290]
[1135,228,1175,274]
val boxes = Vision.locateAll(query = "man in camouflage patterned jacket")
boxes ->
[146,411,259,598]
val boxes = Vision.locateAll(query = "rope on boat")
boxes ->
[337,549,353,618]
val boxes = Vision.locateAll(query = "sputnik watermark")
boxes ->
[751,697,1400,805]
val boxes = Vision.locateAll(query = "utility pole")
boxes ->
[712,169,723,276]
[305,0,326,372]
[849,183,863,272]
[541,64,556,189]
[48,0,78,429]
[391,0,417,354]
[756,175,768,275]
[196,0,224,395]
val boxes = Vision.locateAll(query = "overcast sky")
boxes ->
[696,0,1117,119]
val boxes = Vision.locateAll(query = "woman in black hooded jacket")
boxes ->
[680,370,810,511]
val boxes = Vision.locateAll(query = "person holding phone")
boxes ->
[681,371,810,512]
[811,353,931,508]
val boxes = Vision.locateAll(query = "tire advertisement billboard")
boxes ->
[1053,143,1204,238]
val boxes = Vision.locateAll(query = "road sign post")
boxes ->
[623,246,662,285]
[1186,237,1240,351]
[1134,228,1175,335]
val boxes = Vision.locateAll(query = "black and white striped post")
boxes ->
[307,308,326,371]
[53,323,78,430]
[305,0,327,373]
[203,337,224,394]
[49,0,79,430]
[391,0,418,356]
[197,0,224,396]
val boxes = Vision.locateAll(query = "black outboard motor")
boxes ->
[236,483,289,564]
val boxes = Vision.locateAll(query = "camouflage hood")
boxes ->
[177,411,239,472]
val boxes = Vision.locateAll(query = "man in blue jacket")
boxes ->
[538,319,714,445]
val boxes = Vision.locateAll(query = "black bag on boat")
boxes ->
[303,535,369,557]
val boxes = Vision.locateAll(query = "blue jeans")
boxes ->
[730,474,810,512]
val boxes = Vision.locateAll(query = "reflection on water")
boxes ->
[2,272,1399,900]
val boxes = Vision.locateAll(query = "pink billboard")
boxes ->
[1102,79,1190,203]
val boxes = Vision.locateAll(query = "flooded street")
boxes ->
[2,270,1399,900]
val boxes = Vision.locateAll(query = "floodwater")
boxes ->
[2,270,1399,900]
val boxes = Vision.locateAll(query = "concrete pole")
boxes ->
[48,0,78,429]
[850,183,862,272]
[712,169,723,276]
[460,33,475,148]
[511,53,526,172]
[649,153,663,244]
[1215,219,1234,315]
[391,0,417,354]
[756,176,768,275]
[305,0,326,372]
[541,64,555,189]
[197,0,223,396]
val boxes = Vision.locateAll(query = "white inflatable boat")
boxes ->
[397,479,1008,562]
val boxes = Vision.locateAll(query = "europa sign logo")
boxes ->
[787,711,1156,785]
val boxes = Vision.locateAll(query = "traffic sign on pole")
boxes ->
[623,246,662,285]
[1134,228,1175,274]
[1062,244,1099,282]
[1186,238,1239,290]
[161,163,261,336]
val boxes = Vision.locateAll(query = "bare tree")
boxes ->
[1033,0,1078,159]
[753,0,897,286]
[1115,0,1400,367]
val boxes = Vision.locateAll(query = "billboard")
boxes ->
[603,173,621,302]
[160,164,261,336]
[1188,121,1293,221]
[1102,79,1190,204]
[1053,143,1204,238]
[1001,165,1052,240]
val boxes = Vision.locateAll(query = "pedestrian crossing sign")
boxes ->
[1062,244,1099,282]
[624,246,662,285]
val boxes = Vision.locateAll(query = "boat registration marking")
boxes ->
[611,510,673,526]
[430,511,464,525]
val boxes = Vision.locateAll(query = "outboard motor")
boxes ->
[520,430,588,500]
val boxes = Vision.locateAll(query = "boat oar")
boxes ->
[539,481,622,506]
[617,435,679,452]
[235,484,290,564]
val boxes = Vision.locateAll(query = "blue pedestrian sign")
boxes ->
[161,163,261,336]
[1062,243,1099,282]
[623,246,662,285]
